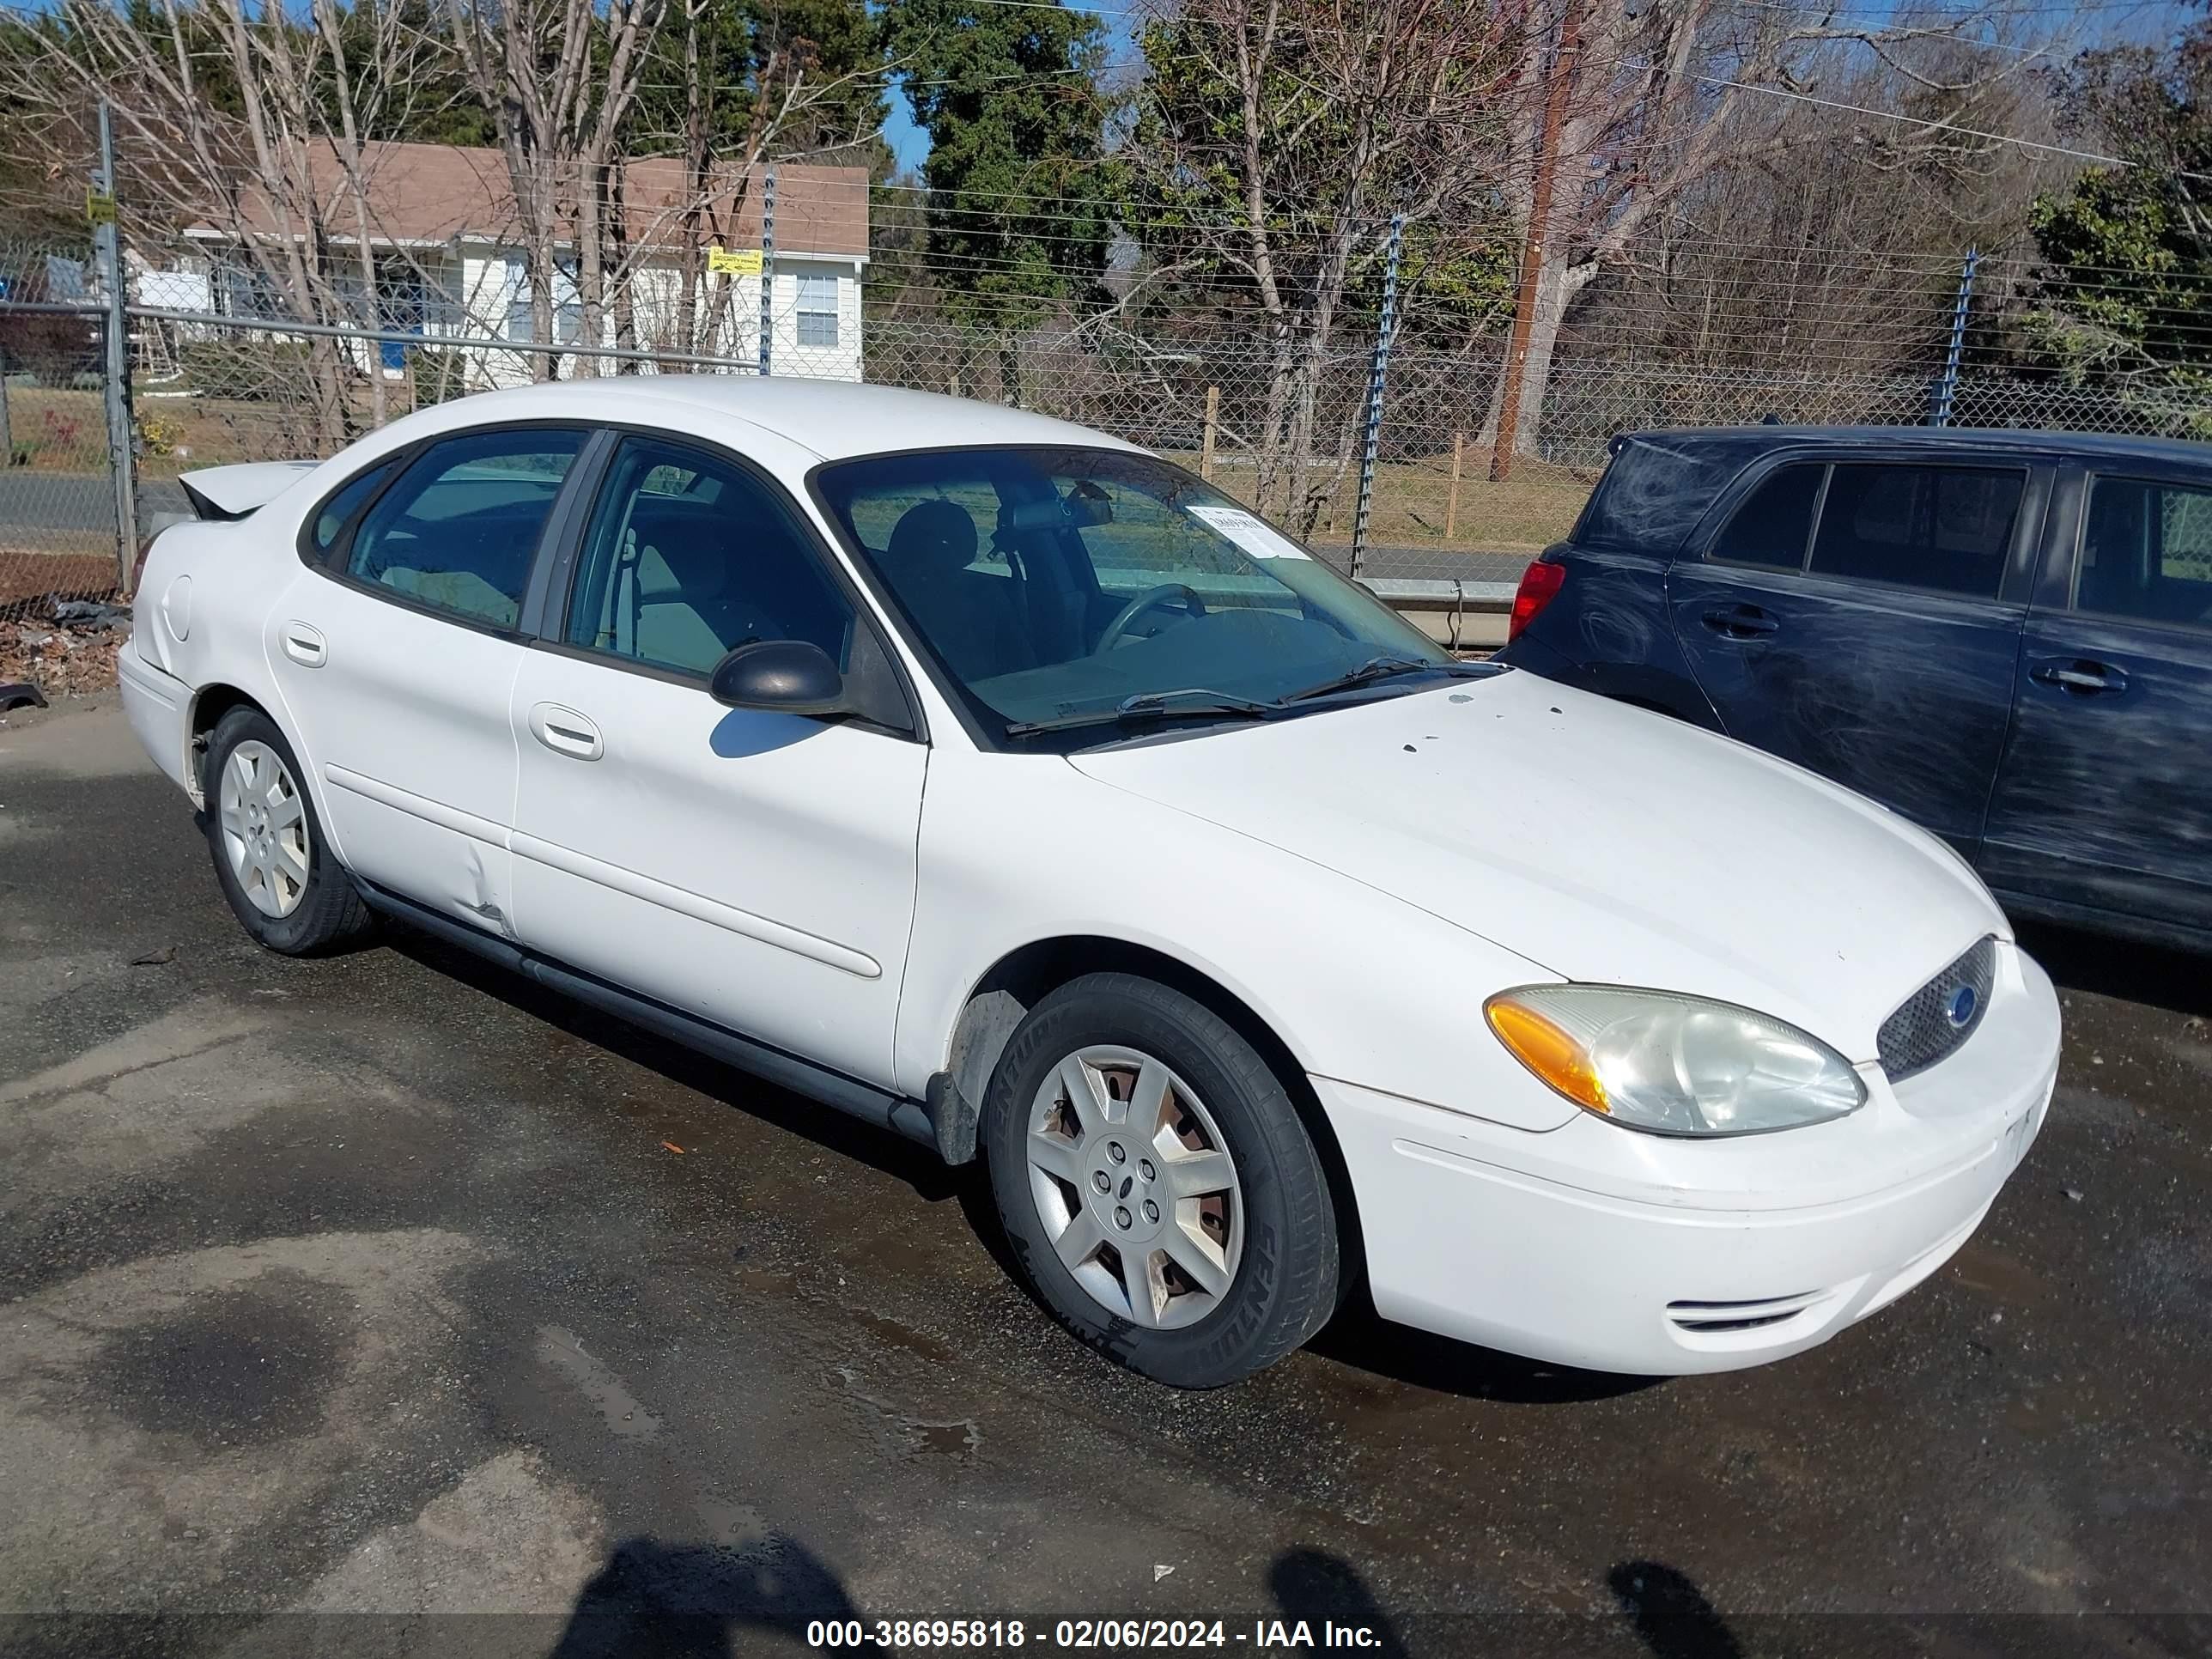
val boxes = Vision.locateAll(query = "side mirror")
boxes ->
[708,639,848,716]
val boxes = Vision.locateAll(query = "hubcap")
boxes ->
[1025,1045,1243,1331]
[218,740,310,919]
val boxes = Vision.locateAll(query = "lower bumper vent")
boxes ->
[1666,1290,1829,1334]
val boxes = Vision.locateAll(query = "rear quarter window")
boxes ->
[1577,436,1759,555]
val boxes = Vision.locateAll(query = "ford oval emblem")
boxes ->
[1946,985,1978,1028]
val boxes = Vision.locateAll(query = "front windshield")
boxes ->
[811,446,1449,737]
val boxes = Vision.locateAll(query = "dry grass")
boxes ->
[1164,449,1593,553]
[7,385,382,477]
[3,386,1601,552]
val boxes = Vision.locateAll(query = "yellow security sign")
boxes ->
[86,189,117,227]
[707,246,763,276]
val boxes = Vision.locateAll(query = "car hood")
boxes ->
[1068,668,2008,1061]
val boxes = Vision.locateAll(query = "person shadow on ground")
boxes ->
[545,1532,857,1659]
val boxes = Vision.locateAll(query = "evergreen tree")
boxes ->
[2027,22,2212,392]
[881,0,1111,325]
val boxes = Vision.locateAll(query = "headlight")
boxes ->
[1484,986,1866,1136]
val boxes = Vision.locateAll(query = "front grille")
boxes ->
[1877,936,1996,1082]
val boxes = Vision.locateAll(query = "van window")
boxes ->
[1807,465,2021,599]
[2075,476,2212,632]
[1577,435,1766,555]
[1709,465,1823,571]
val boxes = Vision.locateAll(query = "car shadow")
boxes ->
[387,926,1656,1407]
[1308,1293,1660,1405]
[2014,919,2212,1018]
[385,931,965,1206]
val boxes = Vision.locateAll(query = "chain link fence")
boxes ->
[8,281,2212,621]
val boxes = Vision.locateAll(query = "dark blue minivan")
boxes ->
[1495,425,2212,949]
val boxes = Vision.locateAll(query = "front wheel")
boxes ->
[201,706,373,956]
[983,973,1339,1388]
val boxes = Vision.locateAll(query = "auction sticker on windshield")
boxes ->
[1184,504,1310,560]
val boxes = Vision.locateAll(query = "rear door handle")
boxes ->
[2028,658,2129,697]
[528,702,603,761]
[1700,605,1778,640]
[281,622,326,667]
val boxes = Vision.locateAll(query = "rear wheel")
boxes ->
[201,707,372,956]
[984,973,1339,1388]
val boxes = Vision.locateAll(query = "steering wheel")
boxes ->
[1096,583,1206,653]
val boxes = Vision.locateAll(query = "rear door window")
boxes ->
[310,458,400,556]
[1709,464,1823,571]
[346,428,585,629]
[2074,476,2212,632]
[1807,465,2021,599]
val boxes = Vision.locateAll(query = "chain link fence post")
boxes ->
[1349,211,1404,581]
[758,165,776,378]
[1927,246,1979,429]
[94,103,137,592]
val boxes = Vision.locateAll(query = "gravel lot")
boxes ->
[1,699,2207,1658]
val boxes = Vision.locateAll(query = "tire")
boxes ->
[983,972,1339,1388]
[200,706,373,956]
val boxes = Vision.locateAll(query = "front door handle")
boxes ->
[1700,605,1778,640]
[2028,658,2130,697]
[281,622,326,667]
[529,702,603,761]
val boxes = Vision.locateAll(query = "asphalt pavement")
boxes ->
[0,471,186,534]
[0,700,2206,1658]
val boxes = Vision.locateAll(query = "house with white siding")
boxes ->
[154,141,869,386]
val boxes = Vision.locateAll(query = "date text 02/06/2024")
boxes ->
[804,1618,1386,1650]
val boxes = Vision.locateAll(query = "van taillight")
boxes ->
[1508,561,1565,641]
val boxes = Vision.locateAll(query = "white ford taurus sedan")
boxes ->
[118,378,2061,1387]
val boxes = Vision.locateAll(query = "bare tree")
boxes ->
[437,0,668,375]
[1123,0,1517,532]
[0,0,455,445]
[1488,0,2054,459]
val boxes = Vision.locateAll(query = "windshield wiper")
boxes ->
[1282,654,1487,704]
[1003,688,1282,738]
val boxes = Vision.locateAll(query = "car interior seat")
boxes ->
[884,499,1035,680]
[623,500,790,672]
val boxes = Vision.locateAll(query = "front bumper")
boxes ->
[1322,944,2061,1375]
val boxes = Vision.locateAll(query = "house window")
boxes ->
[217,263,286,321]
[504,256,532,342]
[503,258,582,344]
[555,258,583,345]
[796,273,839,349]
[376,260,462,334]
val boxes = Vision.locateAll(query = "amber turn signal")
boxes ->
[1484,995,1610,1114]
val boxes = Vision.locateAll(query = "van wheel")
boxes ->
[983,973,1339,1388]
[201,707,372,956]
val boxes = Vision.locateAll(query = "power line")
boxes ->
[1688,67,2212,178]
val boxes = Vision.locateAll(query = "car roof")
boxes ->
[1619,423,2212,469]
[409,375,1146,463]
